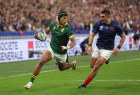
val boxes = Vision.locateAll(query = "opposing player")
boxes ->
[25,11,77,89]
[79,9,126,88]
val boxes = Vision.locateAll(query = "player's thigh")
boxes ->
[91,46,99,59]
[100,49,113,61]
[54,53,67,70]
[39,46,55,63]
[94,56,106,70]
[39,50,52,63]
[54,53,67,63]
[46,45,55,59]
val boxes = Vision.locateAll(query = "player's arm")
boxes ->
[117,33,126,48]
[87,21,98,54]
[87,32,96,54]
[61,35,76,50]
[68,35,76,48]
[43,27,51,34]
[89,32,95,45]
[113,23,126,55]
[113,33,126,55]
[34,27,51,40]
[44,27,52,41]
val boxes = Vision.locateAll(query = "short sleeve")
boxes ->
[116,24,124,36]
[66,27,74,38]
[92,22,99,34]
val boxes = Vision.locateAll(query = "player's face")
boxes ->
[60,16,68,25]
[100,13,109,24]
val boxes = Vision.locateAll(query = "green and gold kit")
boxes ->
[49,22,74,54]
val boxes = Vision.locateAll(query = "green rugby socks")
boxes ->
[29,74,37,83]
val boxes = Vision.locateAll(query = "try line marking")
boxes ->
[0,58,140,80]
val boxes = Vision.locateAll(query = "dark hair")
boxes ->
[57,11,68,23]
[101,10,110,16]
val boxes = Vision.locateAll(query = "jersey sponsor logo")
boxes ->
[110,27,114,31]
[61,28,64,32]
[99,26,103,30]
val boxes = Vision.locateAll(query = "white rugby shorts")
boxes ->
[46,46,67,63]
[91,46,113,60]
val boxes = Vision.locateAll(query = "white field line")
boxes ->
[0,70,57,80]
[0,58,140,80]
[75,80,140,82]
[8,70,56,78]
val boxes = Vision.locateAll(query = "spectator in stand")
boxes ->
[122,18,131,35]
[0,0,139,32]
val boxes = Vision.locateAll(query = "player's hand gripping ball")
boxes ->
[36,28,47,41]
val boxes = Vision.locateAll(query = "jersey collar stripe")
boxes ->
[60,22,68,27]
[69,35,74,38]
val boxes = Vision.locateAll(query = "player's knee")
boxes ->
[59,68,64,71]
[90,65,93,68]
[58,66,64,71]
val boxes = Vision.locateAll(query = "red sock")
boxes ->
[83,76,93,86]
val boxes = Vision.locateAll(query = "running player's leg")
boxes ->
[79,49,112,88]
[66,53,77,69]
[55,53,76,71]
[25,46,54,89]
[88,56,106,79]
[89,49,113,79]
[65,54,77,70]
[57,61,77,71]
[54,53,69,68]
[90,46,99,68]
[90,57,97,68]
[32,50,52,75]
[57,62,72,71]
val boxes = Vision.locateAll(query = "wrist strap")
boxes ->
[117,45,121,49]
[88,44,92,46]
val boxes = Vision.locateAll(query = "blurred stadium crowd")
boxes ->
[0,0,139,34]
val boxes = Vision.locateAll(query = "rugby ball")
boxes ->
[36,28,47,41]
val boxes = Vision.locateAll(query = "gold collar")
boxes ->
[58,22,68,27]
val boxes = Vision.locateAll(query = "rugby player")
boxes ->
[25,11,77,89]
[79,9,126,88]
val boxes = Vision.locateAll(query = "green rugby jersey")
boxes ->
[49,22,74,54]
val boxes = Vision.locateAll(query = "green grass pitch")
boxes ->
[0,50,140,95]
